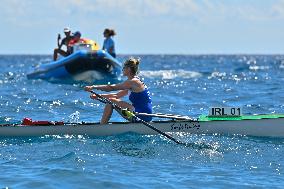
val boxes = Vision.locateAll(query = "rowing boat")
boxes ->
[1,114,284,137]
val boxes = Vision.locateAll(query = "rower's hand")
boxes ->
[84,85,94,91]
[90,94,98,99]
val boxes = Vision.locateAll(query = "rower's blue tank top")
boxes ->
[129,87,153,122]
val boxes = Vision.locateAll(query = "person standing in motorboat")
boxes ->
[53,27,73,61]
[102,28,116,58]
[84,58,152,124]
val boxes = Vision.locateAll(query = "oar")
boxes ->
[90,90,185,145]
[133,112,191,120]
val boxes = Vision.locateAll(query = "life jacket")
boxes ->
[68,38,100,51]
[68,38,88,46]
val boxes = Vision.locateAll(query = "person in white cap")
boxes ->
[53,27,73,61]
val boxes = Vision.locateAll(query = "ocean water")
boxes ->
[0,54,284,188]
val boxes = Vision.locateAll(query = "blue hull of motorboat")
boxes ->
[27,50,122,83]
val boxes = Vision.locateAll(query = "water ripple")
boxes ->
[1,55,284,188]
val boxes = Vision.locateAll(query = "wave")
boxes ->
[140,70,202,79]
[249,65,270,71]
[280,61,284,69]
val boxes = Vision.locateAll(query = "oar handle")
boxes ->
[90,90,108,102]
[90,90,121,109]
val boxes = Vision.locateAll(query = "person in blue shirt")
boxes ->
[84,58,152,124]
[102,28,116,58]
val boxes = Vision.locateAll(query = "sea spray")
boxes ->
[68,111,80,123]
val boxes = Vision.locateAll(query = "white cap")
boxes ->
[64,27,71,32]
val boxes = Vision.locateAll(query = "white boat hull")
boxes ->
[1,116,284,137]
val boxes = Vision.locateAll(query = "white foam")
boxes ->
[280,62,284,69]
[72,71,104,83]
[140,70,202,79]
[249,65,270,70]
[68,111,80,123]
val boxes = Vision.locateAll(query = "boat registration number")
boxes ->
[209,107,242,117]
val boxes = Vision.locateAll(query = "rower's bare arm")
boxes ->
[116,90,128,98]
[96,90,127,99]
[90,90,127,101]
[90,93,116,100]
[108,81,132,91]
[85,81,132,92]
[84,85,95,91]
[100,93,117,99]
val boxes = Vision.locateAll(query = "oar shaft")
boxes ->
[134,112,191,120]
[139,119,184,145]
[89,90,185,145]
[90,90,121,109]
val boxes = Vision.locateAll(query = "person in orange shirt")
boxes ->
[68,31,82,45]
[68,31,90,53]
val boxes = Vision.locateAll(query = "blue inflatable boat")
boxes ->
[27,50,122,83]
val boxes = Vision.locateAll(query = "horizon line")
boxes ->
[0,53,284,56]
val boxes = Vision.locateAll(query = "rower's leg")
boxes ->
[100,100,133,124]
[100,104,113,124]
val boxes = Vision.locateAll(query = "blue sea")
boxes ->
[0,54,284,188]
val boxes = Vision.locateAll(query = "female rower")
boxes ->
[84,58,152,124]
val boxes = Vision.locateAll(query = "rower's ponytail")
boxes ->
[109,29,116,36]
[104,28,116,36]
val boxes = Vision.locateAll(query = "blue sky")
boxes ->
[1,0,284,54]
